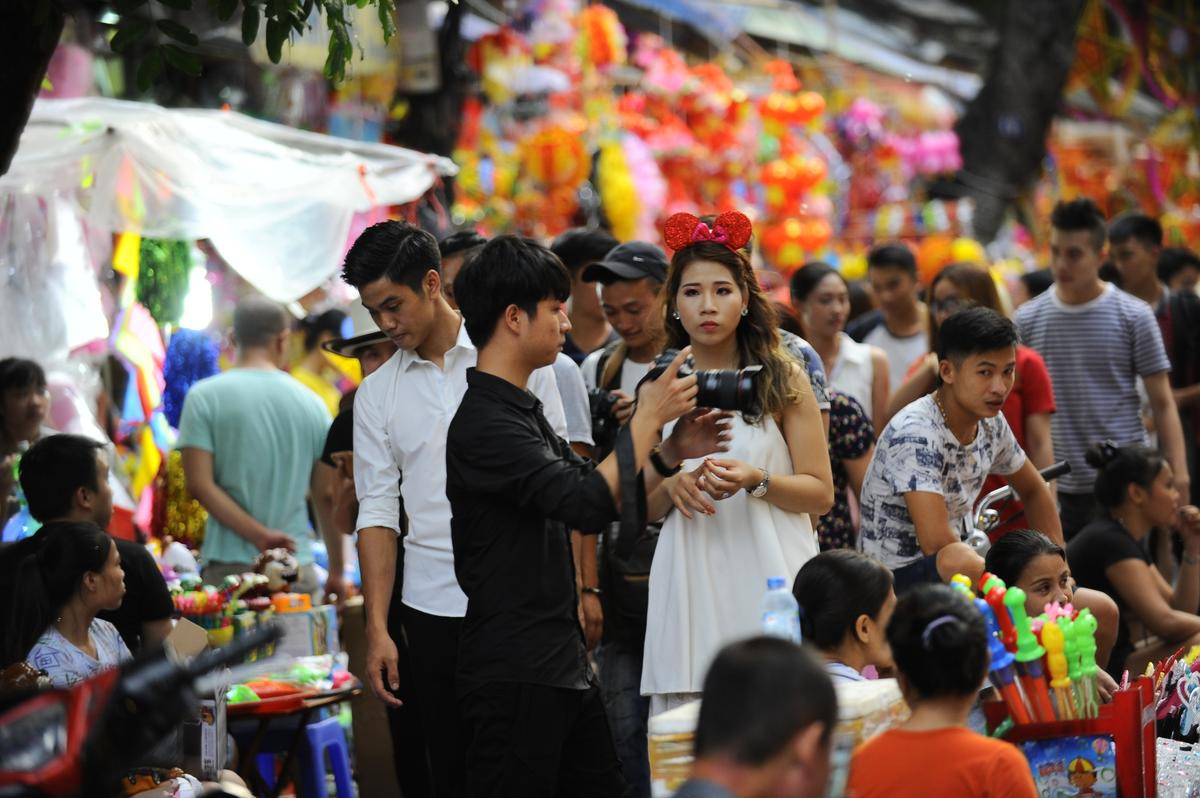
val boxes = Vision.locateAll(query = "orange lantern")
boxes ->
[917,234,954,285]
[521,126,589,188]
[795,91,827,124]
[792,155,828,192]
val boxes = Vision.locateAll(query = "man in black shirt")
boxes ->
[447,236,730,797]
[18,433,174,654]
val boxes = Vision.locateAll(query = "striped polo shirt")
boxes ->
[1014,283,1170,494]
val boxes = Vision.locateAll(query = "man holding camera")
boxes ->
[447,236,731,797]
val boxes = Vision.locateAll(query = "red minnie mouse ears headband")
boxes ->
[663,211,753,254]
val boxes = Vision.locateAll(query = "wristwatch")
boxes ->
[649,444,682,477]
[747,468,770,498]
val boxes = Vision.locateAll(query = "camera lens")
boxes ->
[695,366,762,415]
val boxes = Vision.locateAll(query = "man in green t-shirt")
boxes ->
[179,295,332,595]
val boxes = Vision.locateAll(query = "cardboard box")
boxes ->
[275,604,339,659]
[169,619,231,780]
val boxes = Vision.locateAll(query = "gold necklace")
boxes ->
[934,389,976,444]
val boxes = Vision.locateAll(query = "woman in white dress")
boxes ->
[642,213,835,715]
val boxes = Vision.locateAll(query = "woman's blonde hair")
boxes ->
[660,241,800,421]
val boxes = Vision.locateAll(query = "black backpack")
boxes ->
[595,347,660,647]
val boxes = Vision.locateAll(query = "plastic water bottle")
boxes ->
[761,577,802,642]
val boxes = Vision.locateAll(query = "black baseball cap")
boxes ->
[582,241,669,284]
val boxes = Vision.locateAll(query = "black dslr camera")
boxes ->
[589,388,624,456]
[640,349,763,416]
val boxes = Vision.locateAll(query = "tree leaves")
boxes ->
[163,44,202,75]
[264,14,288,63]
[241,3,261,46]
[113,0,397,91]
[215,0,239,21]
[110,17,152,53]
[136,47,163,91]
[156,18,200,46]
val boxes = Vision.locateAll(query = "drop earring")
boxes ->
[740,308,748,317]
[672,311,680,320]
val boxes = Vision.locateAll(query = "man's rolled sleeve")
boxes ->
[353,386,403,535]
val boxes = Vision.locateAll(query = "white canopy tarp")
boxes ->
[1,98,456,304]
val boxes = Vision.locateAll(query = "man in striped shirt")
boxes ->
[1014,198,1189,540]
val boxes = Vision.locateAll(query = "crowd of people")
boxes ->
[0,194,1198,798]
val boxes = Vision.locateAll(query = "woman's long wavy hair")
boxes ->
[661,241,801,422]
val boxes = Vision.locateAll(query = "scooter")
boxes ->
[964,460,1072,557]
[0,624,280,798]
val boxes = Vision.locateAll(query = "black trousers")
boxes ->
[460,681,630,798]
[402,605,467,798]
[387,592,434,796]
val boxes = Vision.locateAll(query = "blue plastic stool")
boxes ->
[300,716,355,797]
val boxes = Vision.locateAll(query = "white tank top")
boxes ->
[829,332,876,421]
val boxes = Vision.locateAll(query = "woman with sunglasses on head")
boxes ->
[883,263,1056,539]
[641,213,834,717]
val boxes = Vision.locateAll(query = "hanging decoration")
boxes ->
[136,238,192,326]
[162,329,220,430]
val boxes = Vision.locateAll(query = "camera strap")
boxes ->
[613,424,645,560]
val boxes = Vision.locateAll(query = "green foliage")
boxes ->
[136,238,192,326]
[110,0,398,91]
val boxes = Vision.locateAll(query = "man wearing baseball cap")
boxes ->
[578,240,669,798]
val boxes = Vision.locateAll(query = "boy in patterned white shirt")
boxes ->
[857,307,1063,590]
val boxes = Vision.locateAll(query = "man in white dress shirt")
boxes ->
[343,221,567,798]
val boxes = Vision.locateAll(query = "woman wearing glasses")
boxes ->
[884,263,1056,539]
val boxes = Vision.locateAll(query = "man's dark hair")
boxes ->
[454,235,571,349]
[1108,213,1162,249]
[299,308,347,352]
[693,636,836,765]
[549,227,619,274]
[1159,246,1200,284]
[18,434,105,522]
[233,295,288,349]
[1104,211,1161,249]
[866,243,917,278]
[1098,260,1123,287]
[439,230,488,259]
[1050,198,1107,252]
[936,305,1019,364]
[341,220,441,292]
[1019,268,1053,300]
